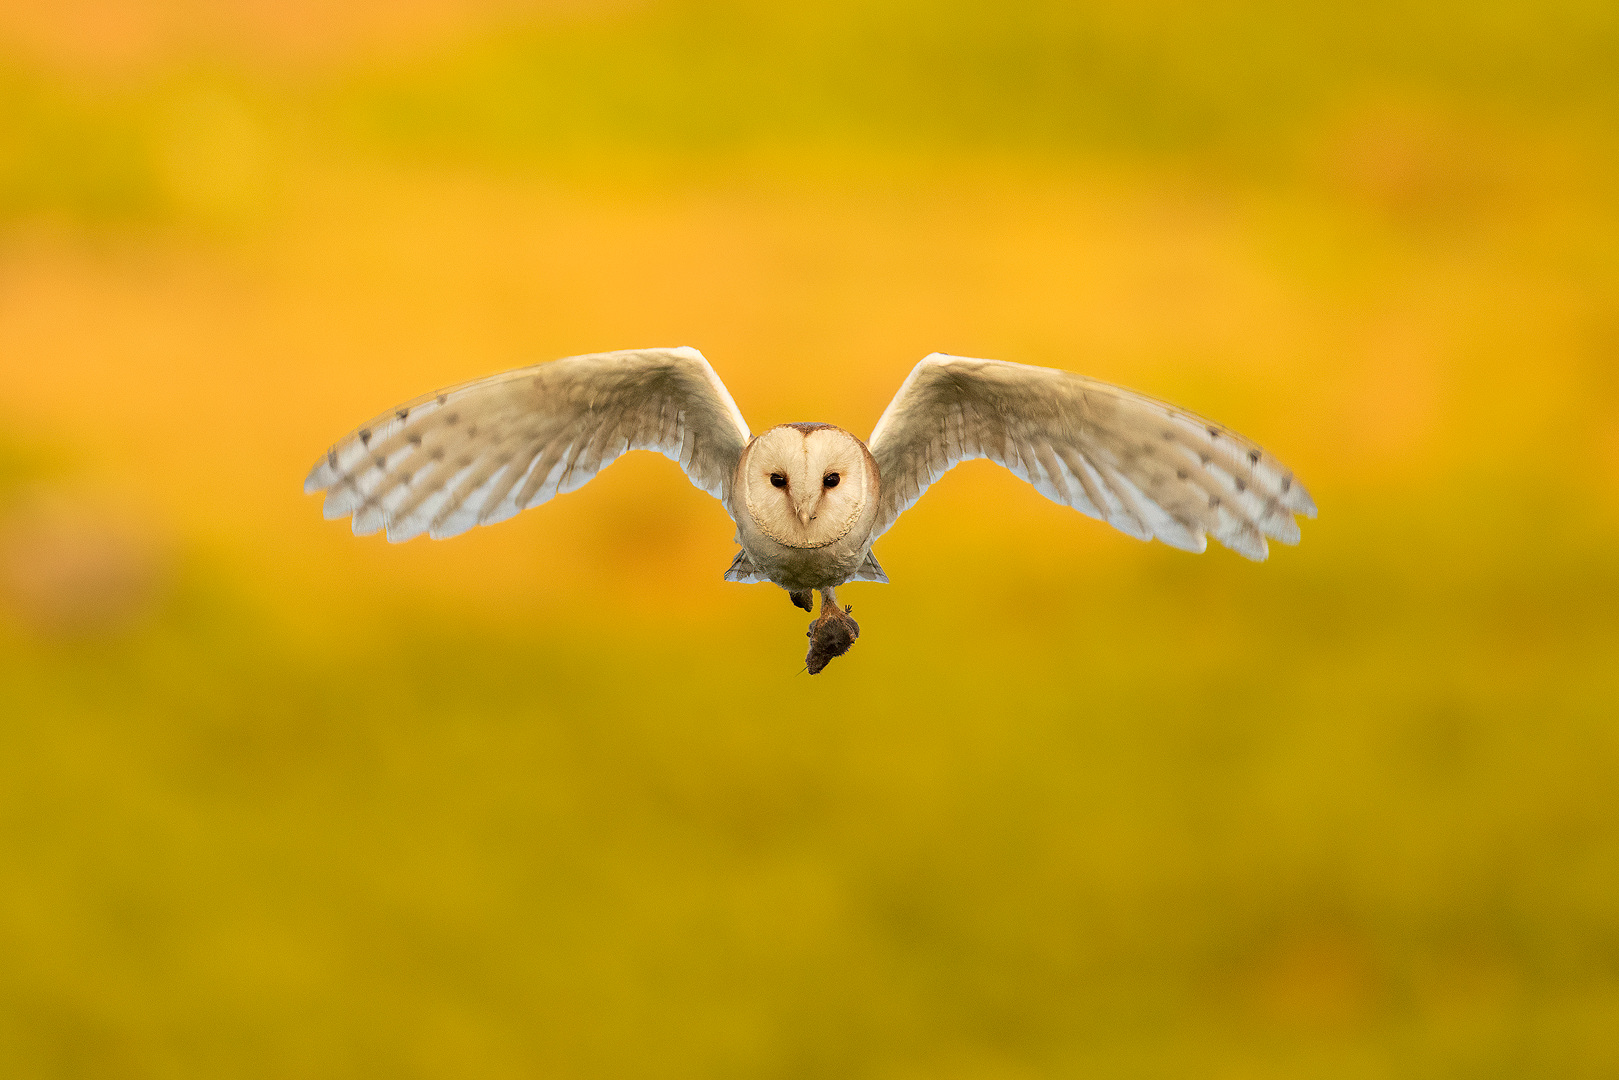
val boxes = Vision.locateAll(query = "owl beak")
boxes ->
[791,489,817,527]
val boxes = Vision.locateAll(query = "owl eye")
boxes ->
[770,473,787,488]
[823,472,840,488]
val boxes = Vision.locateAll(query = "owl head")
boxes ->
[739,423,876,548]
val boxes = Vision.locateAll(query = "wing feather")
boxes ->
[305,347,751,542]
[867,354,1315,560]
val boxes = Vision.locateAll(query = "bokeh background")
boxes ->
[3,1,1618,1076]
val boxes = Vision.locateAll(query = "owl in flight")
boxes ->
[306,348,1315,672]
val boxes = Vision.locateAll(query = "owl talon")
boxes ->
[789,589,814,612]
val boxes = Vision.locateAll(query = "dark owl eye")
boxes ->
[770,473,787,488]
[823,472,840,488]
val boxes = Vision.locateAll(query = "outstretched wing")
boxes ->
[866,354,1316,560]
[304,347,751,542]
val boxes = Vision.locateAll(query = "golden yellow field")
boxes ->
[3,2,1618,1076]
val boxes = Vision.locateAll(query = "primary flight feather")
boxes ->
[306,347,1316,672]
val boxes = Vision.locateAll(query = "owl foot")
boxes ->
[789,589,814,612]
[805,599,859,674]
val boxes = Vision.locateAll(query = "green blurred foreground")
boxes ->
[3,1,1619,1076]
[5,494,1618,1077]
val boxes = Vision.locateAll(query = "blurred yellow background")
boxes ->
[3,1,1617,1076]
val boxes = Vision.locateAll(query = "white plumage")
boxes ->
[306,347,1316,672]
[866,355,1315,560]
[304,347,748,542]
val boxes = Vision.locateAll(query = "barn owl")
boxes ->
[306,347,1315,672]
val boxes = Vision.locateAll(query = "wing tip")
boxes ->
[1218,524,1270,561]
[303,462,332,495]
[1181,531,1210,555]
[1284,477,1318,519]
[1236,539,1271,562]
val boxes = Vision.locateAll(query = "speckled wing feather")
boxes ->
[304,347,751,542]
[866,354,1316,560]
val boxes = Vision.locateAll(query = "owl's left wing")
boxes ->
[866,354,1316,560]
[305,347,750,542]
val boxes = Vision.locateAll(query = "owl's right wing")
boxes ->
[866,353,1316,560]
[304,347,751,542]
